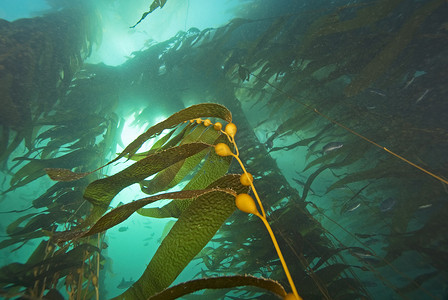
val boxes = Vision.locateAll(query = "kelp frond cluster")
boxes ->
[43,103,299,299]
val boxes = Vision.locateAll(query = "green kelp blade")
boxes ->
[45,168,90,182]
[116,175,248,300]
[140,124,209,194]
[141,125,221,195]
[113,103,231,163]
[130,0,167,28]
[126,124,192,161]
[53,187,236,242]
[44,104,231,182]
[148,275,287,300]
[13,148,95,185]
[83,142,211,208]
[138,134,232,219]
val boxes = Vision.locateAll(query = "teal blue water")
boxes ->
[1,1,447,299]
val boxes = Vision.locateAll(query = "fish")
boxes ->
[346,203,361,212]
[367,88,386,97]
[351,247,374,258]
[322,142,343,154]
[418,204,432,209]
[415,89,430,104]
[403,76,415,89]
[118,226,128,232]
[117,277,135,289]
[380,197,396,212]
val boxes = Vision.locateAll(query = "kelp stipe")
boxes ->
[208,119,301,300]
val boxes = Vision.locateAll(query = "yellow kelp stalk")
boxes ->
[211,119,302,300]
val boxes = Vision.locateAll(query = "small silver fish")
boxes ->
[415,89,430,104]
[322,142,344,154]
[367,88,386,97]
[418,204,432,209]
[347,203,361,212]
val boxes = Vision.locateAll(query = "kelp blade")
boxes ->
[137,134,233,218]
[113,103,232,163]
[148,275,287,300]
[45,168,90,182]
[83,142,211,207]
[44,103,231,182]
[53,188,236,242]
[141,124,221,195]
[116,175,247,299]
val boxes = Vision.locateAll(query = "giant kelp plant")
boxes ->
[1,0,448,299]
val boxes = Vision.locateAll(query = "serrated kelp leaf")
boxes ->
[142,125,221,195]
[117,175,247,299]
[140,125,210,194]
[183,135,232,190]
[138,135,232,218]
[148,275,287,300]
[83,142,211,207]
[45,168,90,182]
[54,187,236,242]
[147,126,179,152]
[8,148,95,191]
[129,123,196,161]
[158,220,176,242]
[44,104,231,182]
[113,103,231,163]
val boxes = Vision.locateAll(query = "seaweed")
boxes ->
[2,1,448,298]
[130,0,168,28]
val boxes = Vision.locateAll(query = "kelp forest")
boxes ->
[1,0,448,299]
